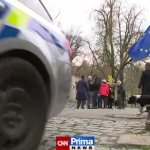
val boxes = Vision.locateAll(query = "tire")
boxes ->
[0,57,48,149]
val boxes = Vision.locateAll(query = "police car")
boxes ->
[0,0,71,149]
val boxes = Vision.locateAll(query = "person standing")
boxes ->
[108,87,114,109]
[87,76,93,109]
[117,80,124,109]
[76,75,89,109]
[98,79,109,109]
[92,75,101,109]
[122,88,126,109]
[138,62,150,112]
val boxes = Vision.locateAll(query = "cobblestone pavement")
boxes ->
[38,102,150,150]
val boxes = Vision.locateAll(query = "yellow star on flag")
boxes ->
[145,50,148,53]
[140,48,143,51]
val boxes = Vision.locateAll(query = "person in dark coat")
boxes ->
[138,62,150,112]
[76,75,89,109]
[117,80,124,109]
[87,76,93,109]
[108,87,114,109]
[92,75,101,108]
[122,88,126,109]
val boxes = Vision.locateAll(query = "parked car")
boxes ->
[0,0,71,149]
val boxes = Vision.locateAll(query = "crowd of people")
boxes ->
[74,62,150,111]
[75,75,126,109]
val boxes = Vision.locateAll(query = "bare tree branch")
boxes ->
[91,0,144,83]
[86,40,106,77]
[53,11,61,19]
[64,27,85,62]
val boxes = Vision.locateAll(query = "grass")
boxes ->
[138,130,147,135]
[141,146,150,150]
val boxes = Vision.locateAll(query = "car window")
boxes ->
[18,0,51,21]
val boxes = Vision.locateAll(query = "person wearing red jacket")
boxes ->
[98,79,109,108]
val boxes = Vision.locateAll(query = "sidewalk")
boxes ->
[38,104,150,150]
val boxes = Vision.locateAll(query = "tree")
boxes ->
[91,0,144,83]
[86,40,111,79]
[64,27,85,62]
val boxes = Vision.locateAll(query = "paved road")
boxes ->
[38,102,150,150]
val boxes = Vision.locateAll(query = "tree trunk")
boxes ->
[119,69,124,84]
[111,63,115,80]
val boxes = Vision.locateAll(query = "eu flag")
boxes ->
[128,26,150,61]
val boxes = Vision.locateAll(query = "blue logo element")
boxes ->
[70,136,95,146]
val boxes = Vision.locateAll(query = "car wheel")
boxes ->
[0,57,48,149]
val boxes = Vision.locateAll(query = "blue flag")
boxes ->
[128,26,150,61]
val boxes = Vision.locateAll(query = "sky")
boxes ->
[45,0,150,36]
[43,0,150,65]
[46,0,103,36]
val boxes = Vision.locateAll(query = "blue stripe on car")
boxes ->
[27,19,66,51]
[0,25,20,40]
